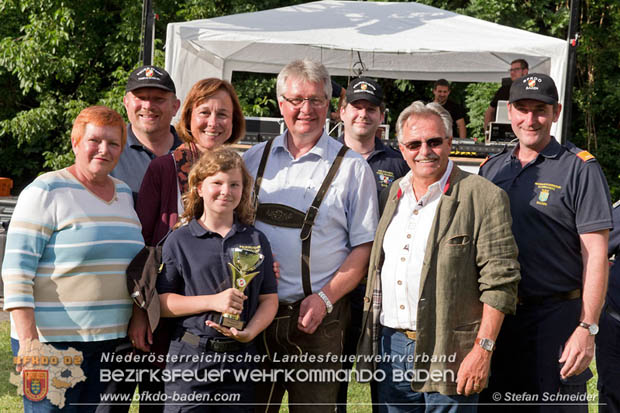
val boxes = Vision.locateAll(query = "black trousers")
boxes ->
[256,297,350,413]
[479,298,591,413]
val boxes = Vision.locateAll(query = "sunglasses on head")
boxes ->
[401,137,446,151]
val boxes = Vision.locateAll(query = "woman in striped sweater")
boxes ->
[2,106,145,412]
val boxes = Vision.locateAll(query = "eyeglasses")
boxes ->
[401,137,446,151]
[281,95,327,108]
[509,67,524,72]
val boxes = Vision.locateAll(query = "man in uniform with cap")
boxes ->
[111,65,181,202]
[339,77,409,197]
[479,73,613,412]
[337,76,408,412]
[244,59,378,412]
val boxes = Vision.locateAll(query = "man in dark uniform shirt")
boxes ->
[479,73,612,413]
[483,59,528,132]
[337,76,408,413]
[339,77,409,196]
[597,200,620,413]
[432,79,467,139]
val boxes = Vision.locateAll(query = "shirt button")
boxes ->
[413,210,419,215]
[400,305,405,310]
[400,257,406,262]
[406,234,411,239]
[397,280,402,285]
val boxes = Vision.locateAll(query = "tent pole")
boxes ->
[141,0,155,66]
[561,0,580,144]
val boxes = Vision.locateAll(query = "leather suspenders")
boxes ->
[252,138,349,297]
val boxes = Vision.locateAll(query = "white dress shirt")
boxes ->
[380,160,454,330]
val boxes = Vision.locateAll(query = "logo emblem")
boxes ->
[24,370,48,402]
[538,189,549,202]
[236,279,246,288]
[528,79,537,88]
[145,68,154,77]
[360,83,368,90]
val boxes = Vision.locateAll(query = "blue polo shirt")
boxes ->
[111,124,182,202]
[157,218,277,338]
[479,138,613,297]
[608,203,620,312]
[338,136,409,196]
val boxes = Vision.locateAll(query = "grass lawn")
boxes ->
[0,320,599,412]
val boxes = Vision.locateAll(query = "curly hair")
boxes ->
[178,147,254,227]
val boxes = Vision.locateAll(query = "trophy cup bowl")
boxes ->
[219,247,264,330]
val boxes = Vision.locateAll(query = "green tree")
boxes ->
[1,0,618,198]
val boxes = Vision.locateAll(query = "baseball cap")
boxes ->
[126,65,176,94]
[346,77,383,106]
[509,73,558,105]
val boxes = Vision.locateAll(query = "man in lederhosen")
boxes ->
[243,59,379,412]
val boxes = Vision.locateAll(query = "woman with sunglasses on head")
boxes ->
[137,78,245,247]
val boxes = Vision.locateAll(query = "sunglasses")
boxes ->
[401,137,446,151]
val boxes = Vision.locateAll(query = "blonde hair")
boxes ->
[178,147,254,226]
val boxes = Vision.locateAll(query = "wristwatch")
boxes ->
[475,337,496,352]
[317,291,333,314]
[578,321,599,336]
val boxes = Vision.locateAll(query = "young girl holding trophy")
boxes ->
[157,147,278,411]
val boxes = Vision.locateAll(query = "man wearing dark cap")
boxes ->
[339,77,409,196]
[111,65,181,202]
[337,76,408,412]
[479,73,613,412]
[100,65,180,413]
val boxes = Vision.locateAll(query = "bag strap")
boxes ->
[252,138,275,216]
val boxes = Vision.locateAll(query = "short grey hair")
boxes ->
[395,101,453,142]
[276,59,332,100]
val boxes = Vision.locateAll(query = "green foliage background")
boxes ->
[0,0,618,198]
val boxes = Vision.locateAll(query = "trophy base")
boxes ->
[219,315,245,330]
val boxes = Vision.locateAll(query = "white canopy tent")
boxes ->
[165,0,569,137]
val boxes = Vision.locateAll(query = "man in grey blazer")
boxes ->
[357,101,521,412]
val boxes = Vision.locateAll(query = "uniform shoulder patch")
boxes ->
[575,150,595,162]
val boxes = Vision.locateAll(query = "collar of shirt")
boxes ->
[273,129,328,161]
[127,125,182,155]
[399,159,454,207]
[188,216,247,238]
[336,135,386,159]
[508,137,562,165]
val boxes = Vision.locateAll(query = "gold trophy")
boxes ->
[219,247,264,330]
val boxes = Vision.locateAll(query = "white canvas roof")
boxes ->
[165,0,568,136]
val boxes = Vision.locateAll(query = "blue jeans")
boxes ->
[376,327,478,413]
[12,337,123,413]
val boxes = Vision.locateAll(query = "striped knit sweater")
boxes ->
[2,169,144,342]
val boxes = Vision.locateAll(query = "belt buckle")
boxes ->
[404,330,416,340]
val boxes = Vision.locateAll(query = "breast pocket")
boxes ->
[443,234,471,256]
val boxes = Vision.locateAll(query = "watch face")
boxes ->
[589,324,599,335]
